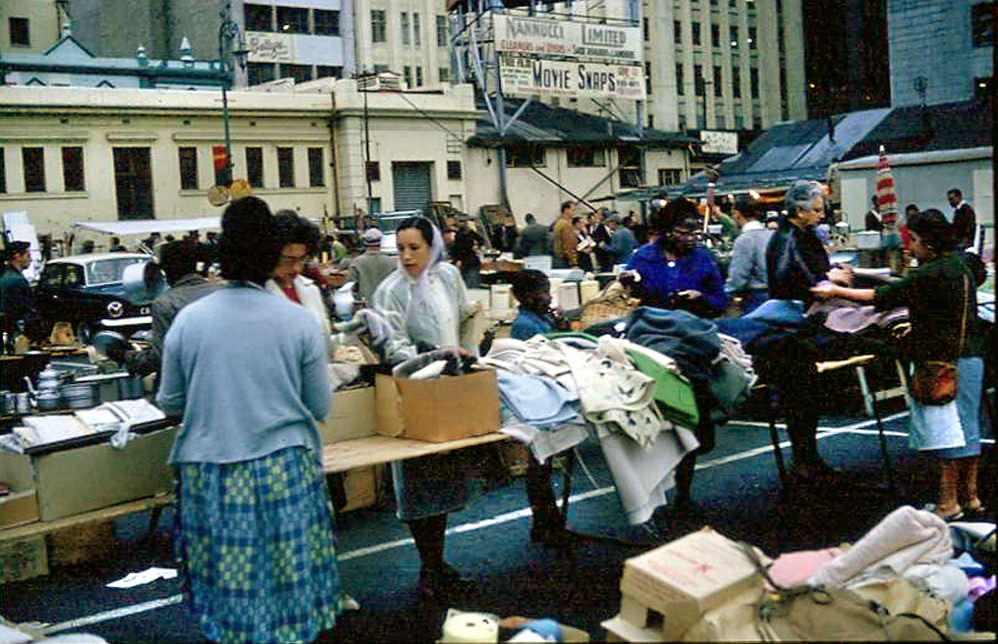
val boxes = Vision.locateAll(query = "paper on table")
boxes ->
[16,415,95,446]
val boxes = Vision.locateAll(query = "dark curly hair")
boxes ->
[650,198,700,235]
[219,196,280,285]
[907,208,953,255]
[274,210,321,256]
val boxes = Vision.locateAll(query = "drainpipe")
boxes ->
[329,92,342,228]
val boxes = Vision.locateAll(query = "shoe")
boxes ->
[530,522,575,550]
[418,564,477,601]
[921,503,964,522]
[964,502,988,520]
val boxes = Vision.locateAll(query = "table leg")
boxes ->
[145,505,165,543]
[767,387,788,488]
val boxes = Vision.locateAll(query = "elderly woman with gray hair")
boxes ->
[762,180,854,484]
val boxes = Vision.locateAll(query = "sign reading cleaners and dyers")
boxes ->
[495,15,645,100]
[495,15,641,65]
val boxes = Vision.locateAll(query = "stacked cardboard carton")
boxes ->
[602,527,770,642]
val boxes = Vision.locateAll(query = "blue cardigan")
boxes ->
[626,243,727,315]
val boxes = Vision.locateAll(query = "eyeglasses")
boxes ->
[278,254,308,267]
[670,228,697,239]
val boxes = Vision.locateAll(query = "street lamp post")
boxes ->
[217,2,248,187]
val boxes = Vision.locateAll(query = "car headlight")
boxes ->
[106,300,125,318]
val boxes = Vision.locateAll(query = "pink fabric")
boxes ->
[768,548,843,587]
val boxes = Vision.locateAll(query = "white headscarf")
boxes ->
[398,216,447,331]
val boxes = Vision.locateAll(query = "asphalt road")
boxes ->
[3,397,995,642]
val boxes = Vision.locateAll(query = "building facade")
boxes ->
[888,0,993,107]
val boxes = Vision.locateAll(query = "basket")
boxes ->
[579,281,640,327]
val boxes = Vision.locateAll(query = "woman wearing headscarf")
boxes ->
[158,196,348,643]
[811,209,984,520]
[370,215,481,600]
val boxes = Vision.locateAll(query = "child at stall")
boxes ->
[510,270,558,340]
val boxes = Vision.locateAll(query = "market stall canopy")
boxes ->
[72,217,221,236]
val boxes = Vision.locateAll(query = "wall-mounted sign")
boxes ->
[495,15,641,65]
[246,32,295,63]
[499,54,645,100]
[700,130,739,155]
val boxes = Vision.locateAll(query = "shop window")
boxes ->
[22,147,45,192]
[179,147,198,190]
[277,6,308,33]
[248,62,276,86]
[316,65,342,79]
[366,161,380,182]
[505,145,545,168]
[372,11,387,42]
[277,147,295,187]
[314,9,340,36]
[308,147,325,187]
[401,12,410,45]
[447,160,462,180]
[567,147,606,168]
[62,146,85,192]
[9,17,29,47]
[676,63,685,95]
[972,3,994,47]
[280,64,312,83]
[658,168,682,186]
[244,4,272,31]
[674,20,682,44]
[437,15,448,46]
[246,147,264,188]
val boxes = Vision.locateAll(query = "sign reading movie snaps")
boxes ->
[499,54,646,100]
[495,15,641,65]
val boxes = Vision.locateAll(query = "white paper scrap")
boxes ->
[106,567,177,589]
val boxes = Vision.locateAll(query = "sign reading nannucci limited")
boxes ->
[495,15,641,65]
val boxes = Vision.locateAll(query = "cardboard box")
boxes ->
[318,386,377,444]
[375,370,500,442]
[0,536,48,583]
[339,464,384,512]
[617,527,769,641]
[0,451,38,529]
[29,426,178,521]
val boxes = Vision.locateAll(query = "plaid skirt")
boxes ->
[174,446,348,644]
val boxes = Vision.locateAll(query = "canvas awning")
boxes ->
[72,217,221,236]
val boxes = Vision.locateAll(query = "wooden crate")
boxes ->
[47,520,115,568]
[0,536,48,583]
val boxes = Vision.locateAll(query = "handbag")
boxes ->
[909,274,968,406]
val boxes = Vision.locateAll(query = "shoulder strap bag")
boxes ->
[909,273,969,406]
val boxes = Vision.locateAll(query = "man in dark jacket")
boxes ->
[947,188,980,253]
[0,241,40,341]
[864,195,883,232]
[515,213,551,258]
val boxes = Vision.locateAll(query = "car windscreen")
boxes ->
[85,257,148,285]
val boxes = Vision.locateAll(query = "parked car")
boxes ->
[34,253,161,343]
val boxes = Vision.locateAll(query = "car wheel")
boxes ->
[77,322,94,345]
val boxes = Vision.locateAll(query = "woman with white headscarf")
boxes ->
[370,215,480,601]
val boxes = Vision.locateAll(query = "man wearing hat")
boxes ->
[601,213,637,266]
[348,228,396,303]
[0,241,40,342]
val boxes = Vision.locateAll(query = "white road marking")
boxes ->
[39,411,951,632]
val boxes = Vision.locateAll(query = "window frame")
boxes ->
[246,146,264,188]
[692,21,701,46]
[9,17,30,47]
[308,147,325,187]
[178,146,198,191]
[437,15,449,46]
[447,160,462,180]
[366,161,381,182]
[22,147,45,193]
[314,9,340,36]
[371,10,387,42]
[505,145,545,168]
[676,63,685,96]
[658,168,682,186]
[277,147,295,188]
[276,6,309,34]
[244,4,272,31]
[566,146,606,168]
[401,12,410,45]
[62,146,85,192]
